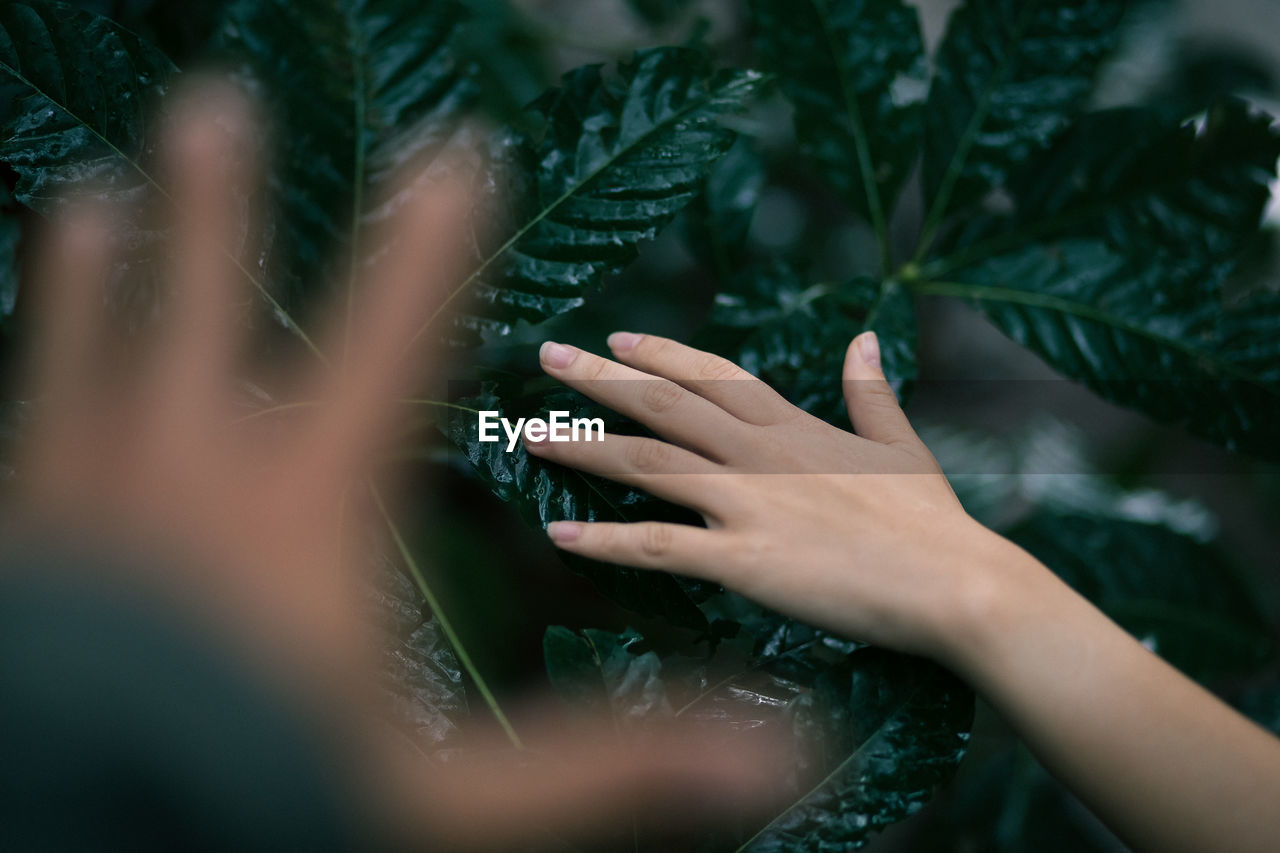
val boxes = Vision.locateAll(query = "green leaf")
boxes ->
[697,265,917,424]
[750,0,925,260]
[544,620,973,852]
[917,101,1280,458]
[543,626,670,722]
[1009,510,1274,681]
[377,559,469,748]
[921,0,1127,232]
[685,137,766,275]
[0,0,174,209]
[742,650,972,852]
[454,48,766,341]
[445,380,709,629]
[218,0,474,312]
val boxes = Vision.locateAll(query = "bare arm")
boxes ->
[530,329,1280,853]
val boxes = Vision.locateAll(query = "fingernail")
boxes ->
[858,331,881,368]
[607,331,643,352]
[547,521,582,543]
[540,341,578,369]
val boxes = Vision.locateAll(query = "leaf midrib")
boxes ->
[808,0,889,272]
[0,32,321,358]
[411,72,757,341]
[735,681,929,852]
[908,279,1280,394]
[914,0,1043,259]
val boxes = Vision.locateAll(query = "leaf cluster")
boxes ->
[3,0,1279,849]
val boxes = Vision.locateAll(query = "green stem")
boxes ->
[372,484,524,750]
[912,1,1041,264]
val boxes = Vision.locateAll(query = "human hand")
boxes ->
[528,331,1006,662]
[2,84,780,849]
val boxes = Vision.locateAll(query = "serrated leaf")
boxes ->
[685,137,766,272]
[922,0,1128,222]
[544,619,973,852]
[0,1,174,209]
[1010,510,1274,680]
[454,48,766,340]
[743,650,972,852]
[750,0,925,246]
[918,101,1280,458]
[218,0,474,312]
[445,381,708,629]
[697,265,917,424]
[543,626,670,723]
[376,560,468,749]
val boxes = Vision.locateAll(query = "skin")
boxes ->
[2,87,781,851]
[529,330,1280,853]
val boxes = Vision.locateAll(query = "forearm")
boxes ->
[944,531,1280,853]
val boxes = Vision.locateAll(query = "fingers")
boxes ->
[525,432,728,514]
[154,83,258,418]
[605,331,796,426]
[546,520,724,579]
[842,331,920,449]
[25,204,114,405]
[411,721,780,850]
[305,165,475,481]
[538,341,749,461]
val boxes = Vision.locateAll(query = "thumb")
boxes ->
[842,331,918,447]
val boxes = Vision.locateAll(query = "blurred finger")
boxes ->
[606,331,796,426]
[305,164,475,481]
[25,204,114,405]
[154,82,258,416]
[538,341,750,461]
[545,520,724,578]
[412,724,781,849]
[525,432,728,514]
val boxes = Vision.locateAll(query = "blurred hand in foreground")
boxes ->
[0,83,778,851]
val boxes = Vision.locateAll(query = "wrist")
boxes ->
[926,521,1065,676]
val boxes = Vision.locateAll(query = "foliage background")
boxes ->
[3,0,1280,851]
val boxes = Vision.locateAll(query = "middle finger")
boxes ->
[538,341,751,462]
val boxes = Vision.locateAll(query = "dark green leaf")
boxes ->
[751,0,925,249]
[0,0,174,209]
[743,650,972,852]
[454,48,766,341]
[1010,510,1274,680]
[543,626,670,722]
[377,559,469,748]
[445,380,708,628]
[218,0,474,312]
[922,0,1127,224]
[686,137,766,274]
[544,619,973,852]
[697,265,917,424]
[918,101,1280,458]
